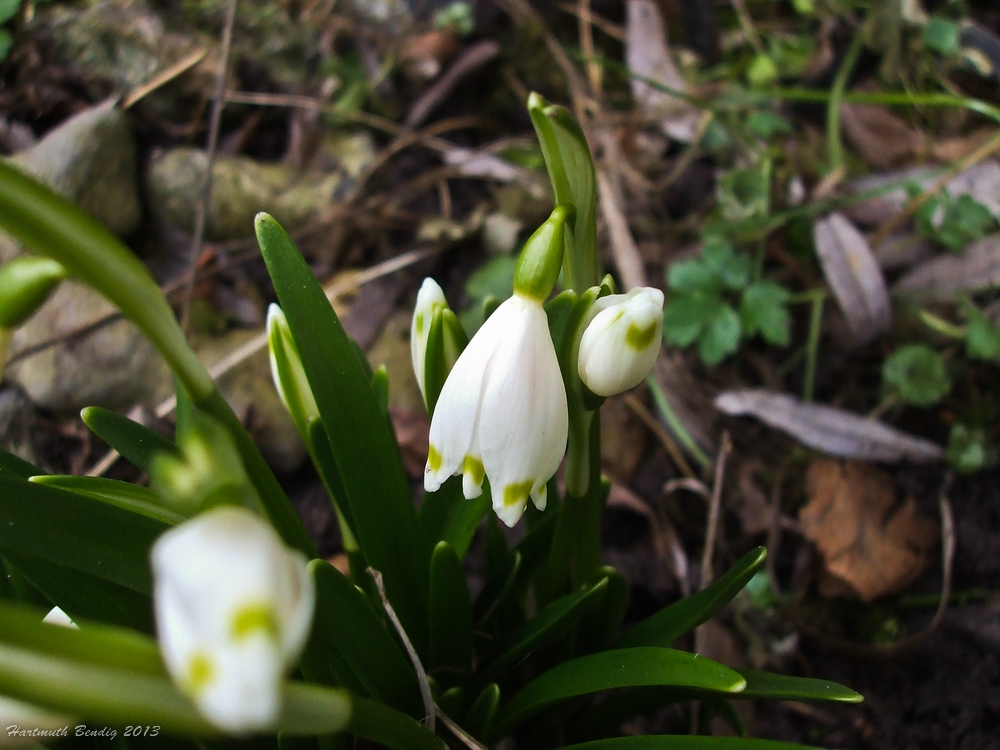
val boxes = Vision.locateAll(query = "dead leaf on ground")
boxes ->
[625,0,701,142]
[714,389,944,463]
[800,460,939,601]
[601,394,648,483]
[814,213,892,345]
[893,232,1000,298]
[931,127,998,163]
[841,101,925,169]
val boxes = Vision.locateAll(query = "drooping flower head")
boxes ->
[578,287,664,397]
[424,207,571,526]
[151,506,315,732]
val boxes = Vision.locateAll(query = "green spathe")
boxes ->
[0,255,66,328]
[513,204,573,301]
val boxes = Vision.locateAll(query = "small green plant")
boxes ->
[911,186,996,252]
[0,0,22,61]
[663,238,791,366]
[882,343,952,407]
[946,422,999,474]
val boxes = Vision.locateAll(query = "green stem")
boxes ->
[827,29,865,175]
[646,375,711,471]
[573,412,605,587]
[803,293,824,402]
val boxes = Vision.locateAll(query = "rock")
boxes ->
[1,101,161,414]
[0,385,40,469]
[145,148,346,241]
[195,329,307,474]
[1,102,141,264]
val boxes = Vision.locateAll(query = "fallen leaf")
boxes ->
[800,460,939,601]
[893,232,1000,297]
[840,101,924,169]
[389,407,430,480]
[814,213,892,345]
[625,0,701,142]
[931,127,997,163]
[398,29,460,80]
[714,389,944,463]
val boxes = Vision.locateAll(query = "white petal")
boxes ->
[578,287,664,397]
[478,296,567,526]
[195,636,283,732]
[411,279,447,400]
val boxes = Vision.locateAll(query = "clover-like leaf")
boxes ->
[698,304,743,366]
[882,344,951,407]
[740,281,791,346]
[946,423,999,475]
[963,301,1000,363]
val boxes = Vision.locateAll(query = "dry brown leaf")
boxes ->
[814,213,892,345]
[841,102,925,169]
[931,127,998,163]
[893,232,1000,297]
[625,0,701,142]
[714,389,944,463]
[800,460,939,601]
[398,29,460,80]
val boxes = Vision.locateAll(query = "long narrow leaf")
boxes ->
[0,449,42,479]
[738,669,862,703]
[428,542,472,676]
[257,215,428,651]
[0,475,168,594]
[616,547,766,649]
[80,406,179,474]
[494,647,746,737]
[30,475,186,525]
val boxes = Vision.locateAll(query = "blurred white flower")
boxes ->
[424,293,568,527]
[578,287,664,397]
[151,506,315,733]
[42,606,77,629]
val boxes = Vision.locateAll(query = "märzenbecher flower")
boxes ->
[424,207,571,527]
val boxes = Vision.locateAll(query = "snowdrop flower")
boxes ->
[151,506,315,733]
[410,278,465,411]
[578,287,664,397]
[425,207,570,527]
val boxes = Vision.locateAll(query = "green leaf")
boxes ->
[476,577,609,687]
[473,549,521,626]
[617,547,767,648]
[946,423,999,475]
[81,406,179,474]
[257,214,428,652]
[963,302,1000,363]
[346,695,446,750]
[2,553,153,632]
[493,648,746,737]
[702,239,751,290]
[466,255,518,302]
[737,669,862,703]
[428,542,472,676]
[418,478,491,560]
[309,561,423,717]
[464,683,500,741]
[747,53,779,87]
[662,294,716,347]
[717,161,772,222]
[0,27,12,64]
[371,365,390,415]
[0,0,19,25]
[698,304,742,366]
[740,281,791,346]
[923,17,959,55]
[882,344,951,407]
[560,736,823,749]
[745,111,793,140]
[0,448,42,479]
[580,565,629,651]
[667,258,720,294]
[0,474,169,594]
[30,475,186,525]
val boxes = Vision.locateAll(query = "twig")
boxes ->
[700,431,732,590]
[434,706,488,750]
[576,0,602,96]
[180,0,238,334]
[368,568,436,732]
[122,49,208,110]
[730,0,765,53]
[405,40,501,128]
[596,164,646,290]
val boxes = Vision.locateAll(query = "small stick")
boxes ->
[368,568,436,733]
[700,431,732,590]
[122,49,208,110]
[404,40,501,128]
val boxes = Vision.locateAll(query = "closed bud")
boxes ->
[0,256,66,330]
[512,205,572,302]
[411,278,466,413]
[266,304,319,437]
[577,287,664,397]
[151,506,315,732]
[151,413,257,514]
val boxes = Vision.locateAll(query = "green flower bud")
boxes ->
[266,303,319,438]
[513,204,574,302]
[0,256,66,329]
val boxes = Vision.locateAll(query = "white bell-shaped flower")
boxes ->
[578,287,664,397]
[151,506,315,733]
[424,292,568,527]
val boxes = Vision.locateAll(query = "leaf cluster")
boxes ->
[663,239,791,366]
[911,186,996,252]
